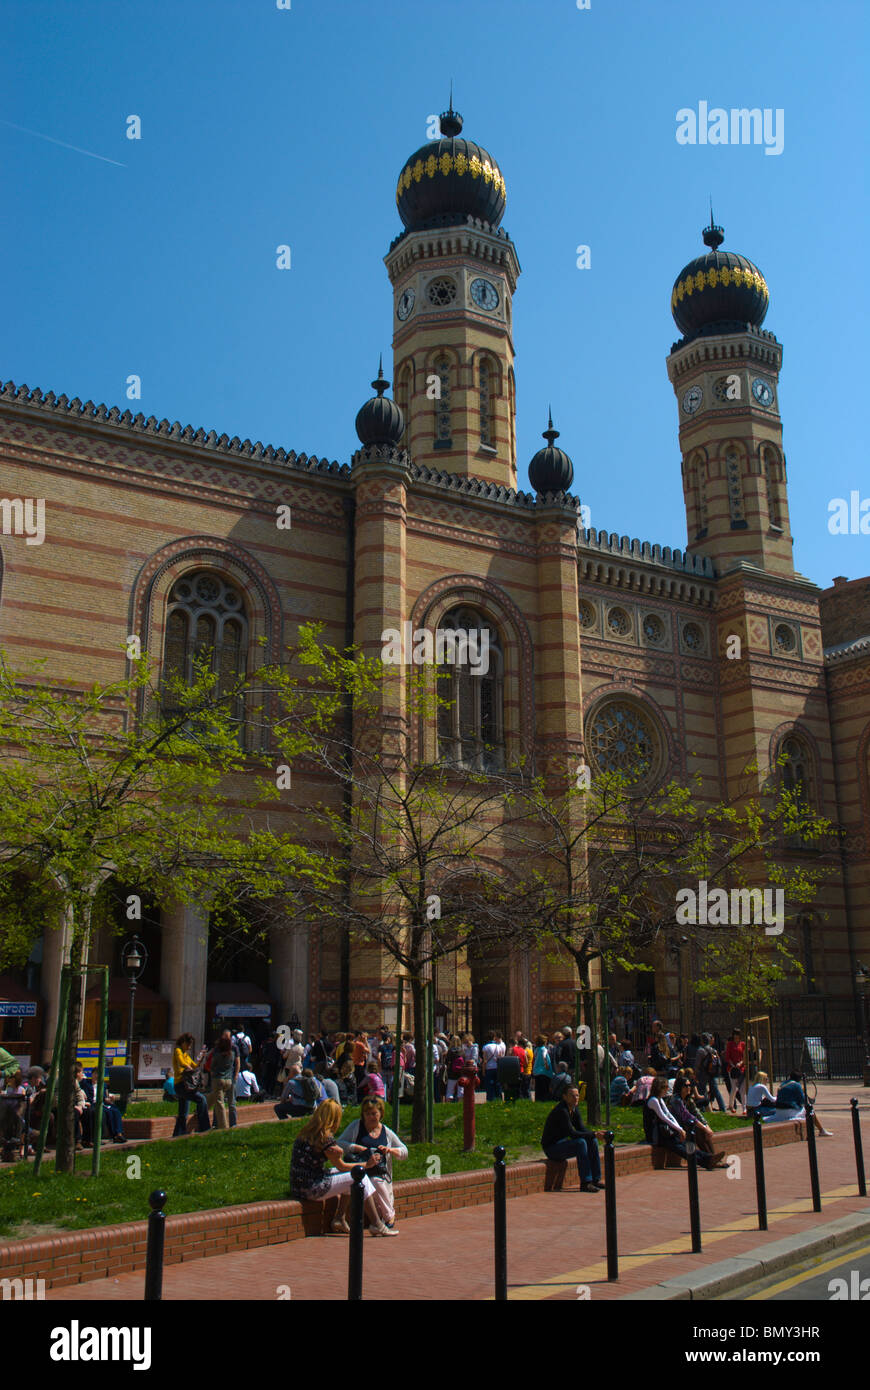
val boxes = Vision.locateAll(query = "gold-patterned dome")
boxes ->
[671,219,769,341]
[396,106,506,232]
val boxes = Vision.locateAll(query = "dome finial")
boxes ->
[702,206,725,251]
[439,86,463,138]
[371,354,389,397]
[543,408,559,447]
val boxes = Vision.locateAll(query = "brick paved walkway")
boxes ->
[47,1086,870,1302]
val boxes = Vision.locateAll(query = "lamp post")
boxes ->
[122,937,148,1072]
[856,966,870,1087]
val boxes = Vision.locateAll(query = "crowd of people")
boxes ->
[0,1048,128,1160]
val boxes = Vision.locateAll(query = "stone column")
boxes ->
[159,902,208,1048]
[269,925,309,1031]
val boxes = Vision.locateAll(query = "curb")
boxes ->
[623,1210,870,1300]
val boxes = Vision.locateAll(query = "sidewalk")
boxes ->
[48,1084,869,1302]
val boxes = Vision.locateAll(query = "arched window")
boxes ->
[436,606,503,771]
[396,364,413,443]
[507,368,517,475]
[762,448,782,529]
[779,734,813,807]
[162,571,248,726]
[724,447,745,526]
[478,356,496,448]
[433,356,452,449]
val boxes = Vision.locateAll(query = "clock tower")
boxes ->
[385,105,521,489]
[666,220,793,579]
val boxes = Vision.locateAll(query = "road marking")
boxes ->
[744,1240,870,1300]
[504,1185,859,1300]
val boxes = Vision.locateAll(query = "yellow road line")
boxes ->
[505,1185,859,1301]
[743,1240,870,1300]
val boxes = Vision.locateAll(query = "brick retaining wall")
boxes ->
[0,1122,800,1290]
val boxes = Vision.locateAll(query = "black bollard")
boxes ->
[685,1119,702,1253]
[144,1190,167,1301]
[850,1098,866,1198]
[493,1145,507,1301]
[604,1130,618,1280]
[805,1101,822,1213]
[752,1113,768,1231]
[347,1166,365,1301]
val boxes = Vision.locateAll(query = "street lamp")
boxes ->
[122,936,148,1072]
[856,964,870,1087]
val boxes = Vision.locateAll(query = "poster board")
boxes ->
[803,1036,827,1075]
[76,1040,128,1071]
[137,1039,174,1081]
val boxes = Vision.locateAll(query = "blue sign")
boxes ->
[0,1002,37,1017]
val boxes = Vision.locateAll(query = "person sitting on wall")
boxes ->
[79,1067,126,1144]
[541,1083,603,1193]
[631,1067,656,1106]
[772,1071,833,1136]
[668,1075,726,1167]
[235,1061,261,1102]
[643,1076,720,1169]
[274,1064,325,1119]
[609,1066,635,1107]
[358,1059,386,1103]
[289,1099,397,1237]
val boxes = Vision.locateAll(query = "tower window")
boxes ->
[763,451,782,528]
[433,356,452,449]
[479,358,495,448]
[426,277,457,307]
[725,448,745,526]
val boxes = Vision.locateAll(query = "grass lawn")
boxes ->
[0,1100,747,1242]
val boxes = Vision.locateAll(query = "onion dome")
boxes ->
[395,102,506,233]
[671,218,769,341]
[528,412,574,494]
[355,357,404,446]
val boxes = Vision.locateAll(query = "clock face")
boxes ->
[470,277,499,311]
[681,385,703,416]
[751,377,775,408]
[396,288,415,321]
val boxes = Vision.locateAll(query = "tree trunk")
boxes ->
[410,973,427,1144]
[54,910,88,1174]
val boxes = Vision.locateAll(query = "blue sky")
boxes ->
[3,0,867,590]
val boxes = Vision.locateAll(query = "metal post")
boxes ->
[392,977,404,1135]
[144,1189,167,1301]
[850,1098,866,1197]
[574,989,583,1086]
[752,1113,768,1231]
[33,966,71,1176]
[805,1101,822,1213]
[92,966,109,1178]
[604,1130,618,1280]
[422,978,430,1139]
[127,977,136,1084]
[462,1066,477,1151]
[493,1145,507,1301]
[347,1166,365,1301]
[685,1119,702,1253]
[601,988,611,1129]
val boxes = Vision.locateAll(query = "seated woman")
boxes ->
[338,1096,408,1229]
[289,1099,398,1236]
[643,1076,721,1169]
[631,1067,656,1106]
[336,1056,358,1107]
[673,1067,709,1111]
[669,1076,726,1167]
[769,1072,833,1136]
[358,1060,386,1103]
[746,1071,779,1120]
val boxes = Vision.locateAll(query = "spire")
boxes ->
[702,208,725,251]
[542,409,560,447]
[371,355,389,397]
[439,86,463,138]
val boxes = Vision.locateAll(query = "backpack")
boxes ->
[233,1033,251,1065]
[449,1052,466,1077]
[299,1075,319,1107]
[702,1046,722,1077]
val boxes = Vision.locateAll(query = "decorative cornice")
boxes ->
[386,218,520,288]
[666,326,782,379]
[577,528,716,605]
[0,378,349,479]
[824,633,870,665]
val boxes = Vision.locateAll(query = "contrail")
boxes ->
[0,118,126,166]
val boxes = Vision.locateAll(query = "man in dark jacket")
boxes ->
[541,1086,602,1192]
